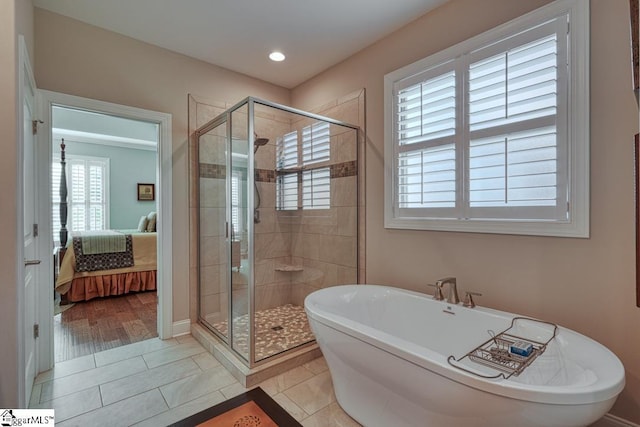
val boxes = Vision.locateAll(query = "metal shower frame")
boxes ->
[194,96,360,368]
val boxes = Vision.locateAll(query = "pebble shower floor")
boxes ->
[212,304,315,360]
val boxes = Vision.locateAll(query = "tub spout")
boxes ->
[427,282,445,300]
[436,277,460,304]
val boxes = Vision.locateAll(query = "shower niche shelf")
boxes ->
[447,317,558,380]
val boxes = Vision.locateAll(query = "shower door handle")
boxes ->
[225,222,229,239]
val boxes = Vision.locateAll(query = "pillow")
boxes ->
[137,215,148,232]
[146,211,157,232]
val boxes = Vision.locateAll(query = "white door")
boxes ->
[20,36,39,406]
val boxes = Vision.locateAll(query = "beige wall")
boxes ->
[292,0,640,422]
[34,8,290,323]
[7,0,637,419]
[16,0,34,66]
[0,0,19,408]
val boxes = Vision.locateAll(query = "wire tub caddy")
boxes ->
[447,317,559,380]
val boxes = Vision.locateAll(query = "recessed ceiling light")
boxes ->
[269,51,286,62]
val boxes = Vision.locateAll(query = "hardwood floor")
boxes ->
[54,291,157,363]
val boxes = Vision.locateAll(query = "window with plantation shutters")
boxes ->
[384,0,589,237]
[277,174,298,210]
[397,65,457,214]
[52,155,109,241]
[301,122,330,209]
[302,122,330,165]
[276,122,331,210]
[276,131,299,210]
[277,131,298,170]
[52,161,62,245]
[302,168,330,209]
[231,171,242,236]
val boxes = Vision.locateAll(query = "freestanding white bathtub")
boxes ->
[305,285,625,427]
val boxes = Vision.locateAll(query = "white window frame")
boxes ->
[52,154,110,241]
[384,0,589,237]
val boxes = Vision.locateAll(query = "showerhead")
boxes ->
[253,135,269,153]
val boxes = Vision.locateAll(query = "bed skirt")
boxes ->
[65,270,157,302]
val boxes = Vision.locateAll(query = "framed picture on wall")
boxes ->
[137,183,155,201]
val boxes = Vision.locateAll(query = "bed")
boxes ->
[54,140,157,303]
[55,230,157,302]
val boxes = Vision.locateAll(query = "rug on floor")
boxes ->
[168,387,301,427]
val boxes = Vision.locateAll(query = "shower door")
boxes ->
[197,103,254,363]
[229,105,251,361]
[197,118,230,339]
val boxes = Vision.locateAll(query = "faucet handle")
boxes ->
[463,291,482,308]
[427,283,444,301]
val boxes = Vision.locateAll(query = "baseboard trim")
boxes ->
[596,413,640,427]
[172,319,192,337]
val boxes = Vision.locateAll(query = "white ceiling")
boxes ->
[52,106,159,151]
[33,0,448,88]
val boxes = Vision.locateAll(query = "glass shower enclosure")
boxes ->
[195,97,359,367]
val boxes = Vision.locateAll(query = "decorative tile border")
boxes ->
[331,160,358,178]
[262,161,359,181]
[256,169,276,183]
[200,163,225,179]
[201,165,276,182]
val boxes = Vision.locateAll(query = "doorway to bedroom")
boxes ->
[50,103,162,363]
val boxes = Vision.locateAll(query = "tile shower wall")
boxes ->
[303,90,366,286]
[197,130,228,328]
[253,107,297,312]
[288,101,360,307]
[189,96,227,323]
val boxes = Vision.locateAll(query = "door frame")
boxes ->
[36,91,173,374]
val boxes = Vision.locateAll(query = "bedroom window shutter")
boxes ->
[51,162,62,244]
[55,155,110,233]
[70,162,87,231]
[88,162,105,230]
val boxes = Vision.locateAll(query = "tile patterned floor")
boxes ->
[212,304,315,360]
[29,335,361,427]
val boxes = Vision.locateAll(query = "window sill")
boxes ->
[384,217,589,238]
